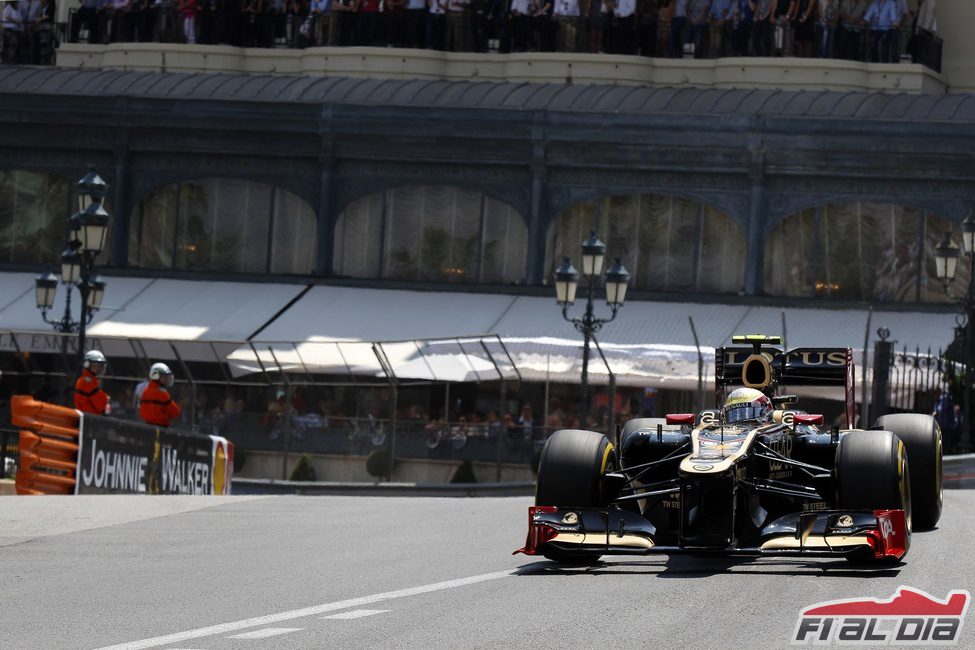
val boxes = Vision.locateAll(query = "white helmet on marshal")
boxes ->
[149,362,174,386]
[84,350,107,374]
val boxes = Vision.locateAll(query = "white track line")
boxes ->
[322,609,389,620]
[95,569,513,650]
[227,627,302,639]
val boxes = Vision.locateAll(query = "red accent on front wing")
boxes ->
[867,509,909,560]
[513,506,557,555]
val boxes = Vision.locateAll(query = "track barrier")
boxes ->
[11,395,233,496]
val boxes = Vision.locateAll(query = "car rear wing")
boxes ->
[715,335,856,427]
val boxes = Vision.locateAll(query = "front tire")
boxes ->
[873,414,943,530]
[535,429,615,564]
[836,430,911,562]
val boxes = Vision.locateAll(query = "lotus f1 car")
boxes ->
[516,336,943,564]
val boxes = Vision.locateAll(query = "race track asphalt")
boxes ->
[1,491,973,650]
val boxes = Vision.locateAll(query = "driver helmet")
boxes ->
[149,362,174,387]
[723,387,772,424]
[84,349,106,375]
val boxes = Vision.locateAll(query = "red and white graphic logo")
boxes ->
[793,586,971,645]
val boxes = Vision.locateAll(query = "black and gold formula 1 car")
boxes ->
[516,335,943,564]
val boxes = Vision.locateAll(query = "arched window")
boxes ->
[547,194,745,294]
[765,203,957,304]
[334,186,528,284]
[0,170,71,264]
[129,178,316,274]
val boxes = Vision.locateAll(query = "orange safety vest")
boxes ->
[139,380,182,428]
[74,369,110,415]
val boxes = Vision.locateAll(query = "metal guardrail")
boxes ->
[231,477,535,497]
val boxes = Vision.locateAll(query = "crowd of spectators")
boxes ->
[2,0,939,67]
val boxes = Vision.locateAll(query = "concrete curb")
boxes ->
[231,477,535,497]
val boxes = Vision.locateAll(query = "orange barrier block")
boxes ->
[15,469,75,494]
[11,396,80,436]
[19,430,79,462]
[12,395,81,495]
[20,450,77,474]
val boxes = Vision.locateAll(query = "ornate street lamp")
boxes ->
[934,217,975,452]
[35,167,110,370]
[554,230,630,425]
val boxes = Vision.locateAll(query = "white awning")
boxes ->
[0,272,307,341]
[248,285,956,389]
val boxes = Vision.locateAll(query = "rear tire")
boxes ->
[873,414,943,530]
[836,430,911,562]
[535,429,615,564]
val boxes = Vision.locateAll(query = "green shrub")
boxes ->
[289,454,317,482]
[451,459,477,484]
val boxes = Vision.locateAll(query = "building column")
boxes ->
[315,134,335,277]
[526,141,546,285]
[110,147,130,268]
[743,144,766,296]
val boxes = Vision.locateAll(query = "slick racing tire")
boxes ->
[535,429,615,564]
[873,414,942,530]
[836,430,911,562]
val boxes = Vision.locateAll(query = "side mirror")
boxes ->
[666,413,696,426]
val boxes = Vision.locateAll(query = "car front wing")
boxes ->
[514,506,909,561]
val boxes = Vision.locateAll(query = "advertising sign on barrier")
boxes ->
[76,415,232,495]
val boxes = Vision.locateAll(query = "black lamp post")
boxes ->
[554,230,630,425]
[934,213,975,452]
[35,167,110,368]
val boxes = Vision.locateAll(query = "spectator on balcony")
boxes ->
[427,0,446,49]
[770,0,793,56]
[266,0,287,46]
[815,0,836,56]
[863,0,896,62]
[686,0,708,57]
[35,0,55,61]
[445,0,467,50]
[385,0,405,46]
[241,0,261,45]
[196,0,214,43]
[888,0,908,62]
[112,0,134,42]
[836,0,865,60]
[612,0,635,53]
[404,0,424,46]
[792,0,813,56]
[178,0,197,42]
[751,0,773,56]
[509,0,529,50]
[71,0,102,42]
[553,0,579,52]
[730,0,752,55]
[333,0,354,45]
[908,0,934,65]
[357,0,379,44]
[531,0,554,51]
[665,0,686,57]
[133,0,155,41]
[285,0,306,46]
[310,0,329,43]
[583,0,602,53]
[636,0,657,56]
[707,0,730,57]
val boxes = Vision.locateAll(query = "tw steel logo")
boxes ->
[792,587,971,646]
